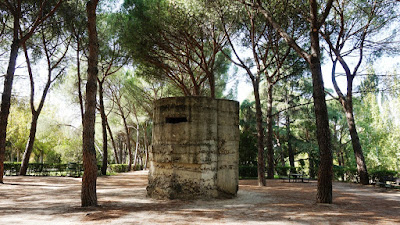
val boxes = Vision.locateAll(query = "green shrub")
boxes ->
[239,165,258,178]
[369,168,398,182]
[333,165,345,180]
[109,164,129,173]
[275,166,291,176]
[3,162,21,175]
[133,164,143,171]
[344,167,358,182]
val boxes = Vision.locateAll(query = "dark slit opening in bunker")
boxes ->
[166,117,188,124]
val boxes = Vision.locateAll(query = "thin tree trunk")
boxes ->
[284,89,295,173]
[286,112,295,173]
[106,119,119,164]
[208,72,216,99]
[119,139,124,164]
[133,123,140,170]
[345,102,369,185]
[331,57,370,184]
[20,38,55,175]
[0,38,19,183]
[340,150,345,181]
[309,153,315,179]
[266,83,274,179]
[143,123,149,169]
[81,0,99,207]
[274,113,285,167]
[121,112,132,171]
[340,151,345,168]
[253,81,266,186]
[99,81,108,175]
[76,34,84,123]
[274,128,285,167]
[19,114,39,175]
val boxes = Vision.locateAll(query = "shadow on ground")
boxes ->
[1,171,399,224]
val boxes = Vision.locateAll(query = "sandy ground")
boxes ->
[1,170,399,225]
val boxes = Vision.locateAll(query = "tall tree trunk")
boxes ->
[99,81,108,175]
[340,151,345,168]
[286,112,295,173]
[19,114,39,175]
[133,123,140,170]
[19,39,54,176]
[143,123,149,169]
[119,140,124,164]
[144,143,149,170]
[208,72,216,99]
[106,119,119,164]
[76,34,84,123]
[284,89,295,173]
[309,152,316,179]
[81,0,99,207]
[253,81,266,186]
[345,102,369,185]
[340,150,345,181]
[0,38,19,183]
[120,111,132,171]
[266,83,274,179]
[310,16,333,203]
[251,0,334,203]
[274,113,285,167]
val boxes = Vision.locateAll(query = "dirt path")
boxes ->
[1,171,399,224]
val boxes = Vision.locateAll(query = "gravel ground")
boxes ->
[1,170,399,224]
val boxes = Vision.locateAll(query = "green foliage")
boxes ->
[120,0,233,97]
[239,165,258,178]
[6,101,31,161]
[239,100,257,132]
[334,165,399,183]
[109,164,129,173]
[239,100,258,166]
[333,165,345,180]
[354,92,400,171]
[239,131,257,165]
[109,164,143,172]
[344,167,359,182]
[369,168,398,182]
[275,166,293,176]
[3,162,21,175]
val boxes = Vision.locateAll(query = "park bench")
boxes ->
[375,175,400,189]
[288,173,310,183]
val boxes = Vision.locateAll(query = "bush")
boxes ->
[109,164,129,173]
[343,167,358,182]
[3,162,21,175]
[133,164,143,171]
[369,168,398,182]
[239,165,258,178]
[333,165,345,180]
[275,166,291,176]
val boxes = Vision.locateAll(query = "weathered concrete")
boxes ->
[147,97,239,199]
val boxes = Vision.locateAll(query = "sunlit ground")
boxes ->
[1,171,399,225]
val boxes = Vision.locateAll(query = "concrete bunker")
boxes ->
[147,97,239,199]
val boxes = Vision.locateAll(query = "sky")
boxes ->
[1,0,399,120]
[236,54,400,103]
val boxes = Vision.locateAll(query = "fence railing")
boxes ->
[3,162,139,177]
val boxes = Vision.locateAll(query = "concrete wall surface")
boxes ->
[147,97,239,199]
